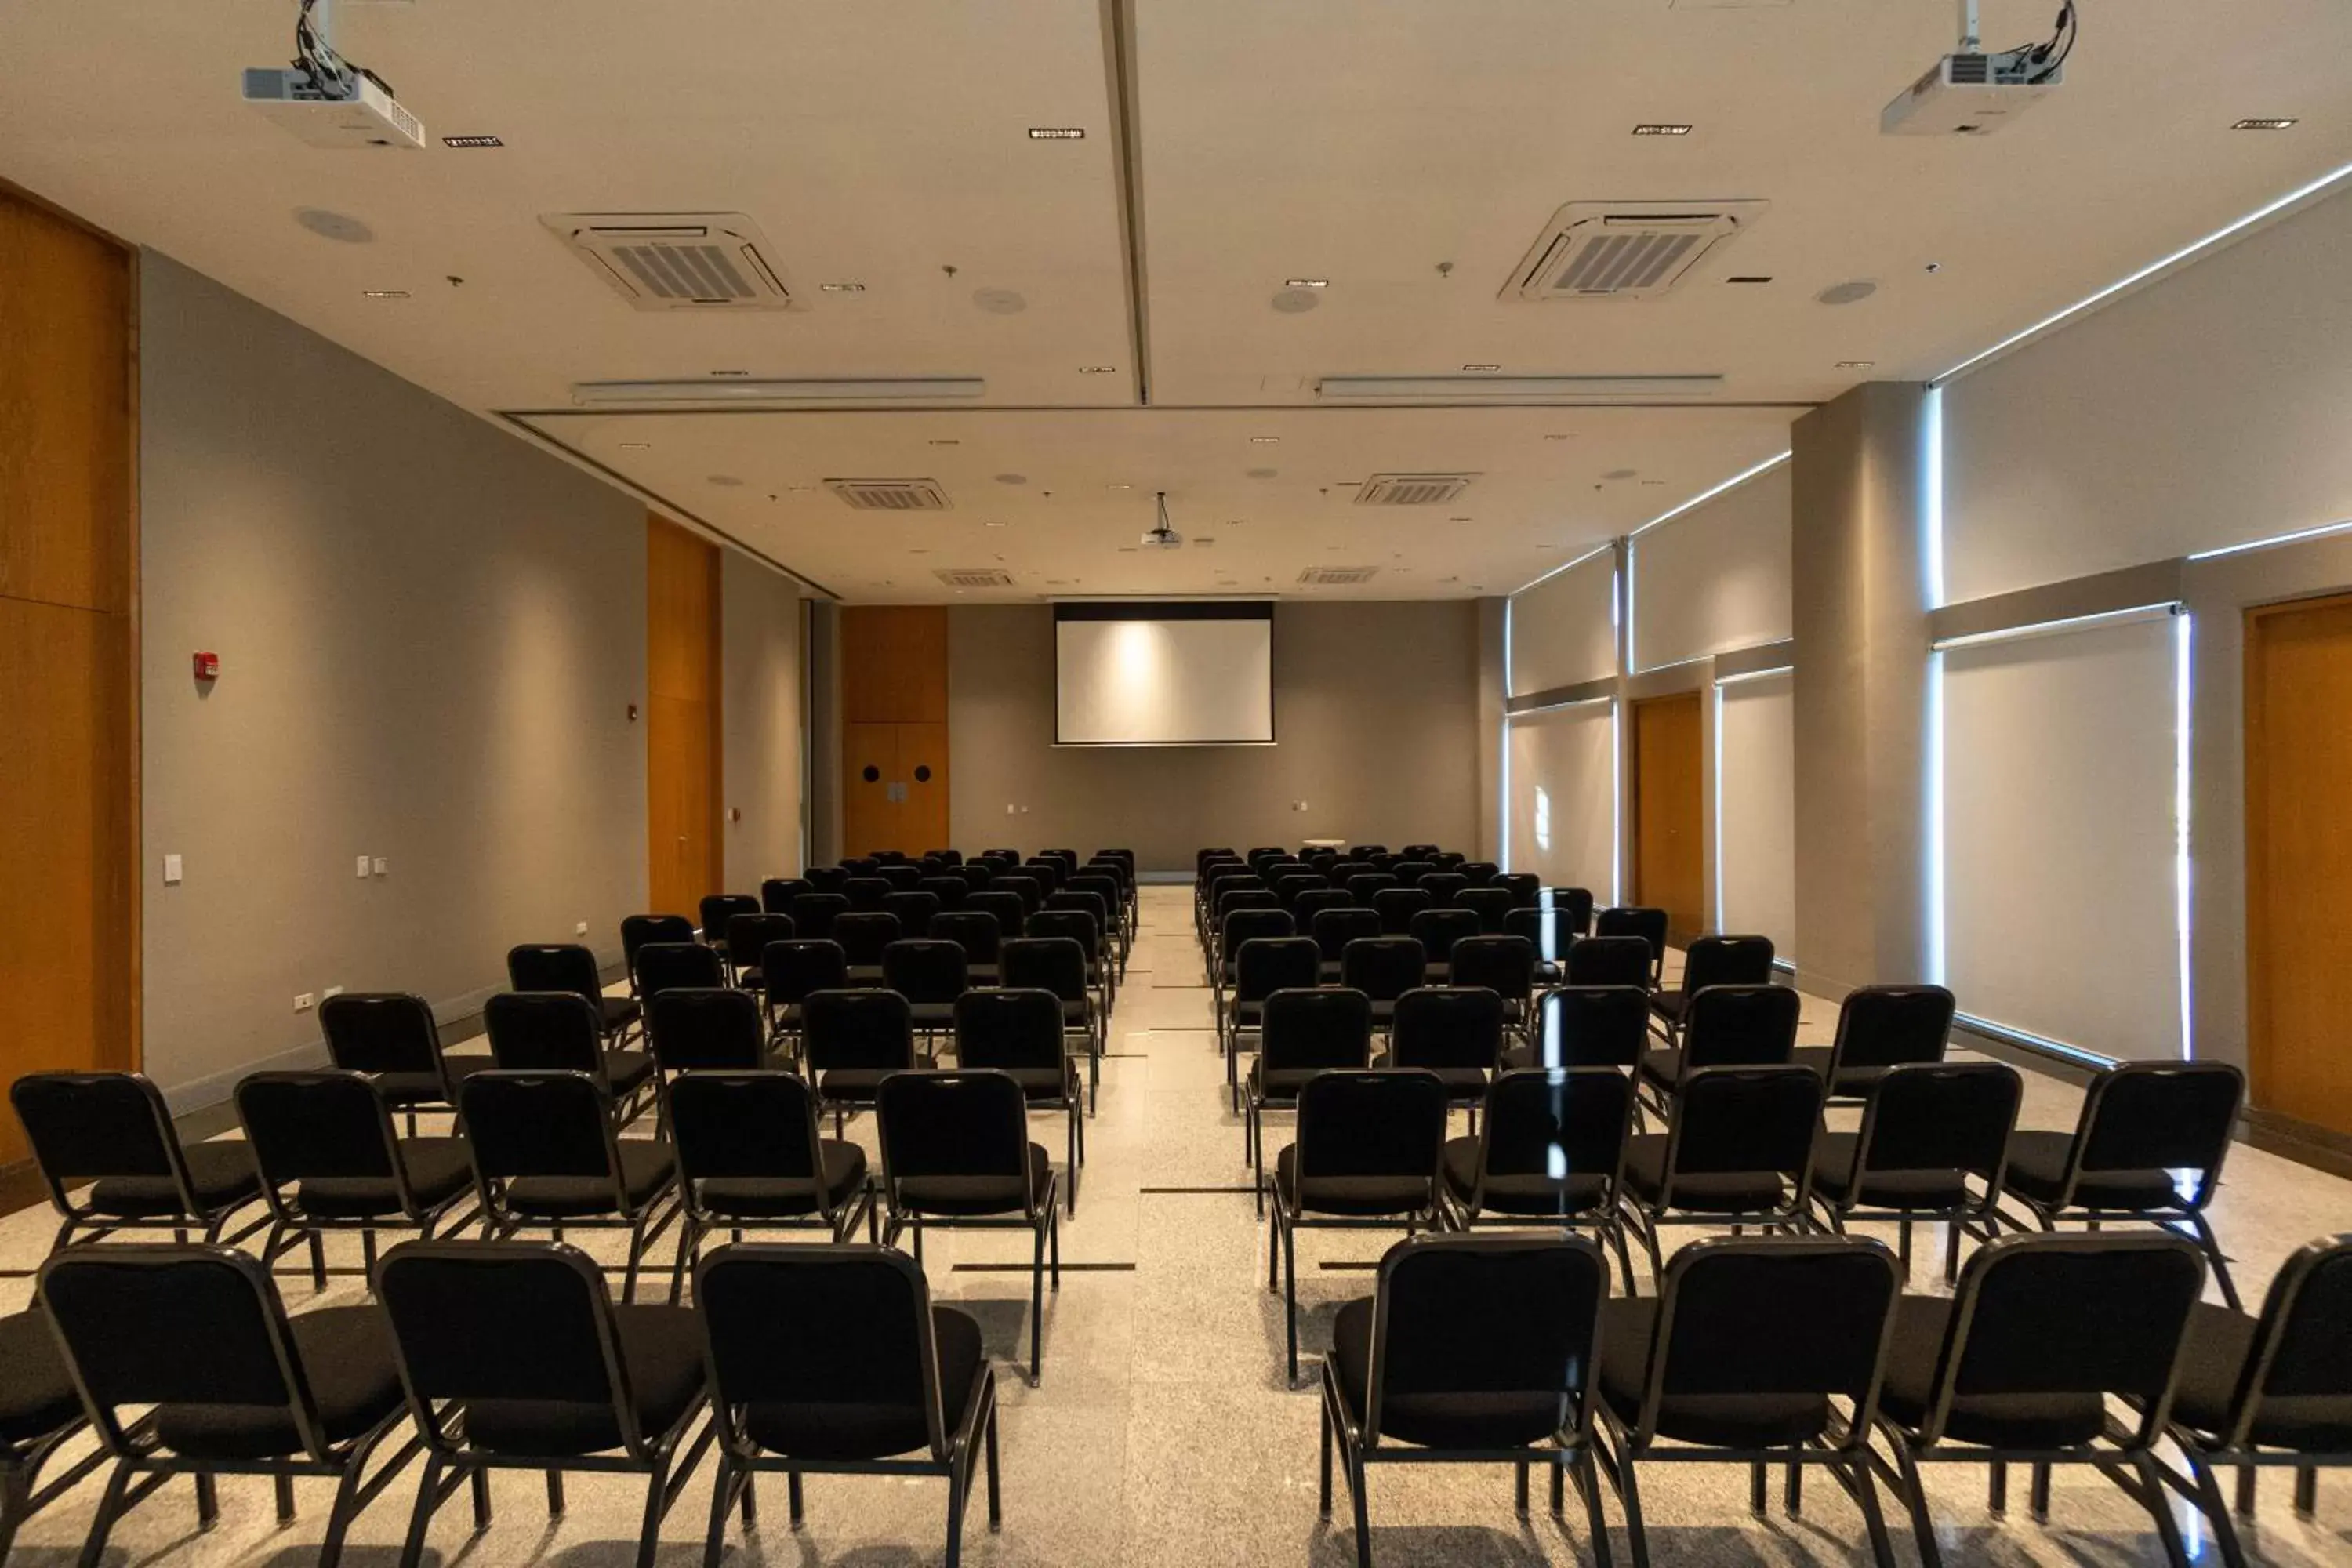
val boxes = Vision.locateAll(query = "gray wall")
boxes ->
[720,552,804,885]
[947,601,1481,873]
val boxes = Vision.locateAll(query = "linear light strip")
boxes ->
[1627,452,1791,539]
[1711,681,1726,931]
[1500,597,1515,871]
[1610,699,1624,906]
[1929,601,2180,653]
[1934,158,2352,385]
[1926,649,1946,987]
[1711,663,1795,688]
[2186,515,2352,561]
[1924,384,1946,610]
[1507,542,1616,601]
[2175,612,2195,1061]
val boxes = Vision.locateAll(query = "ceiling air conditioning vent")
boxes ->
[935,568,1013,589]
[1504,200,1767,301]
[541,212,792,310]
[1356,474,1477,506]
[826,478,950,512]
[1298,566,1380,586]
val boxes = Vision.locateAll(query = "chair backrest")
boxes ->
[800,989,916,1073]
[484,990,606,1076]
[787,892,850,940]
[1593,908,1668,979]
[376,1241,651,1454]
[1565,935,1653,989]
[877,1070,1037,1210]
[320,991,441,1077]
[506,943,603,1005]
[1534,886,1596,935]
[1065,880,1121,927]
[1341,936,1427,1002]
[1210,871,1259,907]
[1390,862,1438,886]
[1454,887,1516,935]
[1000,935,1090,1003]
[1291,887,1352,927]
[993,874,1044,914]
[760,877,811,913]
[1417,871,1470,906]
[881,938,970,1004]
[1529,986,1651,1068]
[804,866,850,895]
[237,1070,401,1186]
[842,877,892,912]
[1388,987,1504,1071]
[883,891,943,933]
[1371,886,1432,935]
[695,1243,954,1462]
[1827,983,1955,1074]
[761,939,848,1005]
[1681,983,1802,1070]
[1457,861,1500,887]
[1418,914,1498,971]
[11,1073,190,1207]
[833,911,903,966]
[621,914,695,980]
[1234,936,1322,1004]
[724,914,796,980]
[634,940,726,1000]
[1019,859,1065,893]
[1664,1066,1824,1183]
[927,910,1003,966]
[1311,906,1382,961]
[953,988,1065,1072]
[1627,1237,1902,1446]
[1504,906,1580,963]
[957,860,997,888]
[1260,987,1374,1072]
[1275,873,1327,910]
[1363,1233,1607,1450]
[1479,1069,1633,1189]
[669,1071,826,1188]
[1220,907,1295,956]
[877,864,924,891]
[1677,934,1776,997]
[458,1071,621,1184]
[1295,1069,1448,1185]
[1492,873,1542,908]
[966,891,1029,936]
[1852,1062,2020,1181]
[1921,1233,2206,1447]
[916,876,969,911]
[41,1244,329,1457]
[2069,1061,2244,1208]
[1027,908,1102,957]
[1446,933,1533,1000]
[2215,1233,2352,1446]
[701,895,760,938]
[648,987,767,1073]
[1214,887,1279,924]
[927,848,966,868]
[1345,873,1399,906]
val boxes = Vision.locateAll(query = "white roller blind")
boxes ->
[1941,613,2182,1058]
[1508,551,1616,695]
[1633,462,1792,671]
[1715,672,1795,955]
[1506,702,1616,898]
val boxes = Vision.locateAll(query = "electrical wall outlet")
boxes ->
[372,857,388,877]
[293,993,315,1012]
[162,853,183,884]
[575,920,590,936]
[355,855,372,878]
[1006,803,1017,815]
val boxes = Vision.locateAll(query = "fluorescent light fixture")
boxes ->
[1929,601,2179,652]
[440,134,503,148]
[1936,156,2352,383]
[1955,1011,2118,1071]
[2175,612,2194,1059]
[1836,360,1876,369]
[983,521,1008,528]
[571,377,985,405]
[2187,515,2352,561]
[1028,127,1086,139]
[361,289,410,299]
[2231,118,2298,131]
[820,281,867,292]
[1712,664,1793,687]
[617,441,652,450]
[1628,452,1791,539]
[1506,543,1613,603]
[1250,436,1282,444]
[1461,363,1502,372]
[1319,374,1724,401]
[1283,278,1329,289]
[1632,123,1693,136]
[1924,384,1945,608]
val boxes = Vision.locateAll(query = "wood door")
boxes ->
[837,606,950,857]
[0,188,137,1165]
[2245,593,2352,1135]
[897,722,950,854]
[647,516,722,915]
[1632,692,1705,944]
[841,723,900,860]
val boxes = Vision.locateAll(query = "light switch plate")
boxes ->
[575,921,590,936]
[293,993,314,1012]
[356,855,372,878]
[372,857,388,876]
[162,853,183,884]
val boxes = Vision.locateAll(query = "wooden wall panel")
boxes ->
[647,516,722,914]
[1633,692,1705,945]
[837,607,951,855]
[841,606,949,723]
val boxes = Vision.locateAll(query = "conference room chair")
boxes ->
[12,1072,264,1254]
[758,938,847,1063]
[1416,871,1470,907]
[1457,861,1500,887]
[1621,1065,1828,1282]
[695,1244,1000,1568]
[877,1070,1062,1384]
[1593,908,1669,987]
[926,848,967,868]
[759,877,811,913]
[1594,1235,1906,1568]
[955,988,1086,1214]
[1407,908,1483,983]
[1490,873,1541,909]
[1223,935,1323,1109]
[720,913,793,991]
[993,873,1045,916]
[1636,982,1802,1112]
[1535,886,1598,937]
[833,910,903,985]
[1370,885,1432,937]
[788,890,850,942]
[456,1070,681,1303]
[1269,1069,1449,1385]
[484,989,659,1128]
[1067,873,1131,968]
[0,1304,96,1561]
[1870,1233,2209,1568]
[1454,886,1517,935]
[39,1244,419,1568]
[1276,872,1328,913]
[884,891,945,939]
[632,940,726,1007]
[918,873,970,912]
[699,895,761,957]
[980,847,1022,866]
[804,865,850,895]
[1040,848,1080,872]
[1809,1062,2021,1283]
[647,986,769,1086]
[508,942,643,1046]
[1648,934,1776,1043]
[1247,986,1375,1196]
[1214,906,1295,1000]
[877,863,925,892]
[1340,935,1428,1033]
[1348,844,1390,861]
[1504,985,1653,1073]
[1997,1059,2246,1308]
[966,889,1030,949]
[1311,907,1381,984]
[841,857,880,877]
[621,913,695,997]
[321,991,487,1134]
[1432,851,1468,873]
[1505,909,1578,987]
[1247,846,1290,869]
[1293,887,1353,932]
[1036,898,1116,1004]
[930,909,1004,985]
[667,1071,875,1283]
[1789,983,1956,1102]
[802,989,927,1138]
[375,1240,713,1568]
[884,937,971,1048]
[1084,853,1137,924]
[1566,934,1656,991]
[956,859,997,889]
[1377,987,1504,1122]
[874,850,911,866]
[1448,933,1535,1030]
[1443,1069,1638,1284]
[1018,858,1065,895]
[1326,859,1374,888]
[1000,936,1102,1111]
[1321,1233,1610,1568]
[2158,1232,2352,1559]
[1388,861,1438,888]
[237,1070,476,1288]
[1398,844,1442,861]
[1345,873,1399,907]
[844,877,892,913]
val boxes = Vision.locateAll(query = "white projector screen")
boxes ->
[1054,602,1276,746]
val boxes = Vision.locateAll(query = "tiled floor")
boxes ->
[7,885,2352,1566]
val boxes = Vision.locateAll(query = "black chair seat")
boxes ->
[896,1144,1051,1217]
[1372,1058,1487,1099]
[600,996,641,1036]
[964,965,1000,987]
[2002,1131,2180,1209]
[907,1002,960,1030]
[847,965,886,986]
[505,1141,676,1218]
[1621,1136,1787,1213]
[698,1142,869,1219]
[1057,999,1092,1027]
[1807,1132,1972,1209]
[995,1067,1076,1102]
[87,1140,260,1218]
[1597,1298,1830,1446]
[2169,1301,2352,1450]
[1330,1296,1568,1449]
[1319,962,1344,985]
[1233,1001,1265,1028]
[603,1050,656,1096]
[742,1306,983,1461]
[297,1137,475,1218]
[818,1063,931,1104]
[463,1305,705,1456]
[1636,1047,1682,1094]
[1274,1146,1430,1218]
[369,1070,452,1107]
[1878,1297,2105,1447]
[1649,993,1690,1025]
[1439,1138,1608,1216]
[153,1306,402,1459]
[1250,1064,1325,1105]
[0,1311,82,1444]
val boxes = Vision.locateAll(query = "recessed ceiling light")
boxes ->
[928,438,960,446]
[710,369,751,377]
[1544,434,1573,442]
[619,441,652,450]
[909,548,931,555]
[1461,363,1501,372]
[1726,275,1773,284]
[820,282,866,293]
[2232,118,2299,131]
[1079,365,1117,374]
[1632,124,1693,136]
[1225,519,1243,526]
[1449,516,1473,523]
[1250,436,1281,445]
[1283,278,1329,289]
[1247,467,1278,480]
[1836,360,1877,369]
[787,485,815,492]
[441,134,503,149]
[984,521,1008,528]
[1641,479,1667,487]
[361,289,409,299]
[1028,127,1086,140]
[1106,483,1131,490]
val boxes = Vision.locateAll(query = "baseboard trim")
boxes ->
[2241,1106,2352,1182]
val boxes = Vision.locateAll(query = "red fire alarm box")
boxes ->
[192,652,220,681]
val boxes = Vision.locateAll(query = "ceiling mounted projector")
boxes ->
[1882,0,2072,137]
[1142,492,1185,550]
[244,0,423,148]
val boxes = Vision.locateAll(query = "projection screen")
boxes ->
[1054,601,1275,746]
